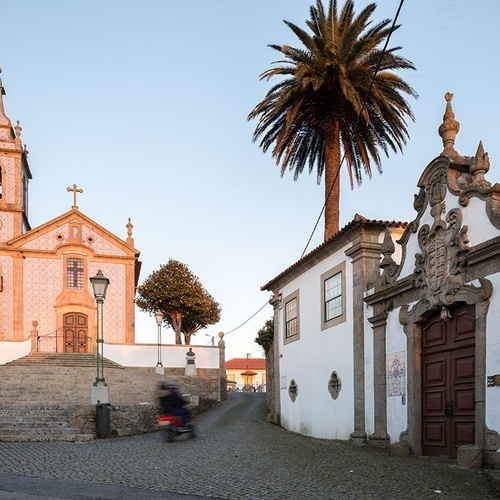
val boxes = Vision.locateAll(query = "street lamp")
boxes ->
[155,310,164,367]
[90,269,110,386]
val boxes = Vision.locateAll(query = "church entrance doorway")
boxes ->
[421,303,476,458]
[63,313,89,353]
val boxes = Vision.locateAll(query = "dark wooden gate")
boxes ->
[421,303,476,458]
[63,313,88,353]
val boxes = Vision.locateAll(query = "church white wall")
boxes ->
[278,250,355,440]
[104,342,220,369]
[485,273,500,440]
[397,208,431,279]
[0,340,220,369]
[398,186,499,280]
[385,307,408,443]
[0,339,30,364]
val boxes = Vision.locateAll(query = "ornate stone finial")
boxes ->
[126,217,133,238]
[438,92,460,156]
[376,228,399,286]
[14,120,21,138]
[470,141,490,177]
[218,331,225,347]
[126,217,134,246]
[380,228,395,267]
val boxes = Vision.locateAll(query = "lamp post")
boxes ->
[90,269,110,386]
[155,310,164,367]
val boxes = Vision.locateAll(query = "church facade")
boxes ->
[0,70,141,356]
[263,94,500,466]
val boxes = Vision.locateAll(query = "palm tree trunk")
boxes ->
[323,122,341,240]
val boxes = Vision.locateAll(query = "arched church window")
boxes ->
[67,258,84,289]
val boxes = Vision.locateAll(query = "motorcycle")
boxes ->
[157,414,195,442]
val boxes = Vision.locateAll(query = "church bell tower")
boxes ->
[0,67,32,243]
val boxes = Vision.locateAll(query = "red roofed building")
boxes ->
[226,356,266,392]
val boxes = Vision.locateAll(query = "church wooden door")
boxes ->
[63,313,88,353]
[421,303,476,458]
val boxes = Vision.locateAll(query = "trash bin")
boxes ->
[96,402,110,437]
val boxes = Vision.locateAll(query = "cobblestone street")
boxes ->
[0,392,498,499]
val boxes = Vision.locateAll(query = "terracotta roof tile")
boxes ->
[261,214,407,291]
[225,358,266,370]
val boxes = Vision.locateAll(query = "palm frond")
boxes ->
[248,0,417,236]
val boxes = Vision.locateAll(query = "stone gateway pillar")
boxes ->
[185,347,197,376]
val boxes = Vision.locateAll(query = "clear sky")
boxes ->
[1,1,498,360]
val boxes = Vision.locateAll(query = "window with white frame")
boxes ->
[321,262,346,330]
[283,290,300,344]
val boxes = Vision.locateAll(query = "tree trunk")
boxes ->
[170,312,183,344]
[323,122,341,241]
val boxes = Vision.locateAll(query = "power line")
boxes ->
[225,0,407,335]
[224,299,270,336]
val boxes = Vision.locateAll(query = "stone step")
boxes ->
[4,353,124,369]
[0,416,71,424]
[0,433,94,443]
[0,403,91,442]
[0,404,68,411]
[0,425,81,434]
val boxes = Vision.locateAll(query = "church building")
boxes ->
[0,69,141,357]
[263,94,500,467]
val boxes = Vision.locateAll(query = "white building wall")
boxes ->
[399,185,496,280]
[0,341,220,369]
[465,196,499,244]
[485,273,500,442]
[279,249,355,440]
[105,343,220,369]
[0,338,31,364]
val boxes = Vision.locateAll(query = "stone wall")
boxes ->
[265,345,279,424]
[85,367,224,437]
[0,362,225,440]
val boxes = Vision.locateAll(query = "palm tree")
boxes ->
[248,0,417,240]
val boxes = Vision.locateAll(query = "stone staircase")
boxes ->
[4,352,125,369]
[0,404,93,442]
[0,353,125,442]
[0,352,218,442]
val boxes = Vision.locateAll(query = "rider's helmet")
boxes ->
[159,381,177,390]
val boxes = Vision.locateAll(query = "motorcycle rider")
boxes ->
[157,382,190,427]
